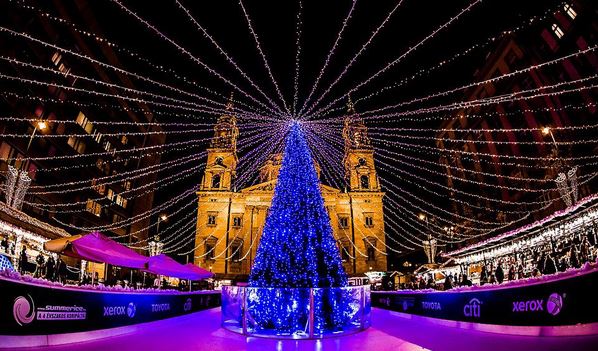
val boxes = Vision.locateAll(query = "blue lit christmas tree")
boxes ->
[247,122,349,334]
[249,122,347,288]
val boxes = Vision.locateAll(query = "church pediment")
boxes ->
[240,180,341,194]
[240,180,276,193]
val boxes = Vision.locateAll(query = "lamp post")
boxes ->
[149,214,167,256]
[419,214,435,264]
[543,126,578,206]
[26,120,48,153]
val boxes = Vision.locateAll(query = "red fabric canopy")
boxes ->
[44,232,148,269]
[147,254,211,280]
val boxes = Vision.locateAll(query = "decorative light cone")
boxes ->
[249,122,348,288]
[221,122,371,338]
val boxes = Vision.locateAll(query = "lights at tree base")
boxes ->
[221,285,370,338]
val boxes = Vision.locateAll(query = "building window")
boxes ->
[121,135,128,145]
[207,213,217,226]
[205,244,215,260]
[232,216,242,228]
[563,4,576,19]
[86,199,102,217]
[76,112,93,134]
[91,178,106,195]
[338,216,349,229]
[360,175,370,189]
[358,158,367,166]
[552,23,564,39]
[51,52,62,66]
[106,188,115,201]
[364,215,374,227]
[112,213,124,223]
[67,136,86,154]
[115,194,128,208]
[341,246,351,261]
[367,246,376,261]
[215,157,224,166]
[212,174,221,189]
[231,242,242,261]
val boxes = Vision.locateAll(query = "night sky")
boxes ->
[0,0,569,263]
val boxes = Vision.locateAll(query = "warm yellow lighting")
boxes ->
[160,214,168,221]
[37,121,47,130]
[541,126,551,136]
[418,213,426,221]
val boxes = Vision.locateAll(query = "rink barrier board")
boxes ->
[0,276,221,344]
[372,268,598,334]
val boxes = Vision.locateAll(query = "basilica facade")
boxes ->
[193,100,387,279]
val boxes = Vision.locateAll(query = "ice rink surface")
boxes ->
[16,308,598,351]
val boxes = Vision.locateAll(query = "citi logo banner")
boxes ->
[184,298,192,312]
[463,298,482,318]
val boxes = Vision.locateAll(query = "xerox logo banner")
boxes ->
[103,302,136,318]
[372,274,592,327]
[512,293,565,316]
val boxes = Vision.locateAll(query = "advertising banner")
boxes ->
[0,277,221,336]
[372,269,598,326]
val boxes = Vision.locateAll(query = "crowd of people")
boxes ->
[403,226,598,291]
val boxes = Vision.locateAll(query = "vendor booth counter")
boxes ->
[0,275,221,348]
[372,263,598,336]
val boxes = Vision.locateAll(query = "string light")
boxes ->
[303,0,406,117]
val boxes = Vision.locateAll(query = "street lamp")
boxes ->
[543,126,578,206]
[149,214,168,256]
[418,213,436,264]
[26,120,48,152]
[541,126,558,155]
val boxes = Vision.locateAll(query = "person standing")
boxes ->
[544,253,557,275]
[569,246,580,269]
[45,256,55,281]
[495,262,505,284]
[508,264,516,281]
[0,237,8,253]
[34,253,45,278]
[19,246,28,274]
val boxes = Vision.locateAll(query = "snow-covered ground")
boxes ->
[12,308,598,351]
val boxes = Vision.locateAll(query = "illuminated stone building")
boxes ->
[194,101,387,279]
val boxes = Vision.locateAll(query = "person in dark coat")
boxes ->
[45,256,55,281]
[35,253,45,278]
[443,275,453,290]
[569,246,580,269]
[480,265,489,285]
[508,265,516,281]
[460,274,472,287]
[543,253,557,275]
[495,263,505,284]
[19,247,28,274]
[0,237,8,253]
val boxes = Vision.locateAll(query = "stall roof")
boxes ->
[44,232,148,269]
[445,194,598,259]
[0,201,70,240]
[146,254,212,281]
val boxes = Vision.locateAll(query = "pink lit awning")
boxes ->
[146,254,212,280]
[44,232,148,269]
